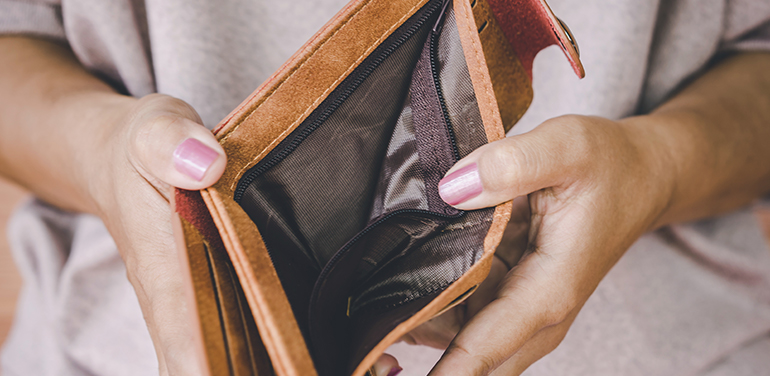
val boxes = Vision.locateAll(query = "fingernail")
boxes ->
[438,163,482,206]
[173,138,219,181]
[387,367,402,376]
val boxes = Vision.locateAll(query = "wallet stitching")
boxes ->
[352,278,455,315]
[459,0,499,140]
[226,1,428,189]
[440,217,493,232]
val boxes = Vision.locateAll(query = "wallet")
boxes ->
[172,0,584,375]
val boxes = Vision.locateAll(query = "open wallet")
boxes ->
[172,0,584,375]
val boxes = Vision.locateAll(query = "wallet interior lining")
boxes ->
[235,2,494,375]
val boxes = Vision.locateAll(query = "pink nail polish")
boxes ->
[387,367,402,376]
[438,163,482,206]
[173,138,219,181]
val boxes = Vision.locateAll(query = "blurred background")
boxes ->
[0,178,25,345]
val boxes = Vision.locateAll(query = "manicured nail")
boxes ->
[173,138,219,181]
[387,367,402,376]
[438,163,482,206]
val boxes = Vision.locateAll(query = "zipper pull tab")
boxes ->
[346,296,352,317]
[432,0,452,34]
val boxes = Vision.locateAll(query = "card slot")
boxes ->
[349,211,493,315]
[307,211,452,376]
[206,234,274,376]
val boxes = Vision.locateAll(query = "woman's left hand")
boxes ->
[401,114,675,375]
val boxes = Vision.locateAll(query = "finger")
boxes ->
[401,303,465,349]
[404,257,508,350]
[437,118,587,210]
[129,96,226,191]
[464,256,509,320]
[111,169,206,376]
[405,199,530,353]
[120,209,205,376]
[409,205,531,351]
[370,353,402,376]
[488,307,579,376]
[427,250,579,376]
[494,195,531,269]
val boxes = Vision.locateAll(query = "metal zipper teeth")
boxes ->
[233,0,445,202]
[429,27,461,162]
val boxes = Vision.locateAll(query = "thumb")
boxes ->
[438,120,580,210]
[129,95,226,191]
[371,353,402,376]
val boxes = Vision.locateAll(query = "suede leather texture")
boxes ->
[472,0,533,131]
[176,189,276,376]
[487,0,584,78]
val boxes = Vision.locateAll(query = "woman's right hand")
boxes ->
[88,94,226,375]
[0,37,228,375]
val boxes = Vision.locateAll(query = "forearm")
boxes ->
[0,36,134,213]
[622,52,770,228]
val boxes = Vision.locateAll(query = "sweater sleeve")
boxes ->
[0,1,65,40]
[720,1,770,52]
[722,21,770,52]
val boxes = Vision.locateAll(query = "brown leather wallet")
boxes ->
[172,1,583,375]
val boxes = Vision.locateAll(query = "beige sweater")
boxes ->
[1,0,770,375]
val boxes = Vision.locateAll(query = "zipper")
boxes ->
[338,14,468,312]
[312,208,461,304]
[254,0,461,290]
[307,0,461,322]
[307,207,462,335]
[233,0,447,202]
[433,0,452,34]
[430,0,461,162]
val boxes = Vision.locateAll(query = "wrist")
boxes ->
[48,90,138,215]
[617,115,680,231]
[78,93,139,216]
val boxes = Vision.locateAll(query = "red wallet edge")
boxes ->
[487,0,585,79]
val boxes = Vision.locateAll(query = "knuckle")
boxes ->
[147,114,182,134]
[129,114,177,162]
[544,305,571,327]
[139,93,185,110]
[542,294,578,327]
[446,342,498,375]
[149,94,200,122]
[541,115,595,171]
[135,93,200,129]
[480,143,527,193]
[140,115,185,148]
[545,329,569,355]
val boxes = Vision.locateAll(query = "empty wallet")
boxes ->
[172,0,584,375]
